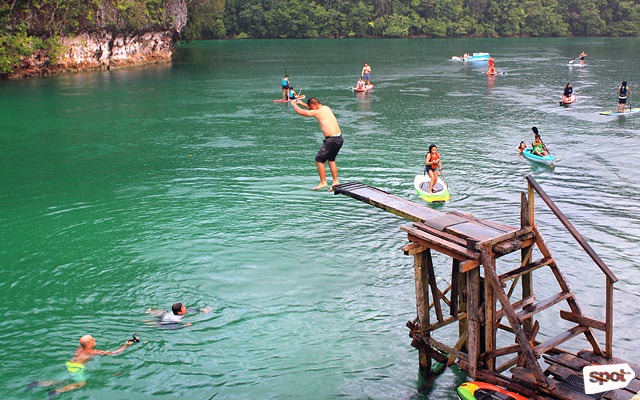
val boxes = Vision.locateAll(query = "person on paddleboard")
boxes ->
[281,74,290,101]
[292,97,343,192]
[617,81,632,113]
[361,63,371,86]
[578,51,587,62]
[425,144,443,193]
[26,335,137,398]
[531,127,548,156]
[487,56,496,75]
[562,83,573,102]
[355,77,366,90]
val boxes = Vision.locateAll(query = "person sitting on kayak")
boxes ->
[562,83,573,102]
[288,87,303,100]
[517,141,527,153]
[617,80,632,113]
[425,144,443,193]
[531,129,548,157]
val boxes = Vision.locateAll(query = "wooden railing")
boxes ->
[525,175,617,358]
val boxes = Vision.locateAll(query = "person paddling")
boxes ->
[531,127,549,157]
[617,81,632,113]
[425,144,443,193]
[562,83,573,103]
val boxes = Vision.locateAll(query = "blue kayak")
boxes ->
[522,148,555,166]
[452,52,491,62]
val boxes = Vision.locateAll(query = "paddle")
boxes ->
[532,126,551,154]
[629,79,633,111]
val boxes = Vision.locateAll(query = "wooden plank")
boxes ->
[333,182,443,222]
[425,250,443,322]
[534,325,589,356]
[446,221,507,242]
[423,335,469,363]
[402,242,425,255]
[413,221,468,246]
[560,310,607,332]
[460,259,480,272]
[499,257,554,283]
[477,226,534,248]
[451,259,460,316]
[421,213,470,231]
[516,291,573,321]
[449,210,517,233]
[480,243,547,383]
[475,369,556,400]
[467,267,480,378]
[525,176,618,283]
[423,313,466,333]
[544,352,592,371]
[402,225,480,260]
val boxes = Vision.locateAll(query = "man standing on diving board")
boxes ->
[292,97,343,192]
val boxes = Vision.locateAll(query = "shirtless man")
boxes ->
[27,335,135,397]
[292,97,343,191]
[361,63,372,85]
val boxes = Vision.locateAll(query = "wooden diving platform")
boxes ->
[333,178,630,400]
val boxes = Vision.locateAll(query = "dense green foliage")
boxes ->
[2,0,640,74]
[184,0,640,39]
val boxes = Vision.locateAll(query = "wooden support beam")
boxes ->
[425,250,443,322]
[499,257,554,283]
[516,291,573,321]
[467,267,481,379]
[479,243,547,383]
[402,242,425,255]
[422,313,467,333]
[451,259,460,316]
[533,226,605,356]
[560,310,607,332]
[534,325,589,356]
[412,249,431,373]
[494,295,535,323]
[484,248,497,371]
[448,331,468,366]
[402,226,480,261]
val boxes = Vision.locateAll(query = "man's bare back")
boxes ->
[292,100,341,137]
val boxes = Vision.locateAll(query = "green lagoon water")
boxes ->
[1,37,640,399]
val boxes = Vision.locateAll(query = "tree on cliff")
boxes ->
[0,0,187,76]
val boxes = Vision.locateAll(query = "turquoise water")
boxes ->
[1,37,640,399]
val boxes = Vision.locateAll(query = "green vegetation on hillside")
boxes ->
[2,0,640,75]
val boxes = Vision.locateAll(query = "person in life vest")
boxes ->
[281,74,290,100]
[425,144,443,193]
[562,83,573,103]
[617,81,632,113]
[531,127,548,157]
[288,86,303,100]
[487,57,496,75]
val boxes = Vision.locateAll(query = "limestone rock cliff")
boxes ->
[11,30,176,79]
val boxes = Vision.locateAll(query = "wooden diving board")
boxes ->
[333,182,521,248]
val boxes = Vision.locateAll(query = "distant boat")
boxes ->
[452,52,491,62]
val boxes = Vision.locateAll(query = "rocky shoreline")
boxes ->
[8,30,176,79]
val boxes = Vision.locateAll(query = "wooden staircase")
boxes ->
[334,176,625,399]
